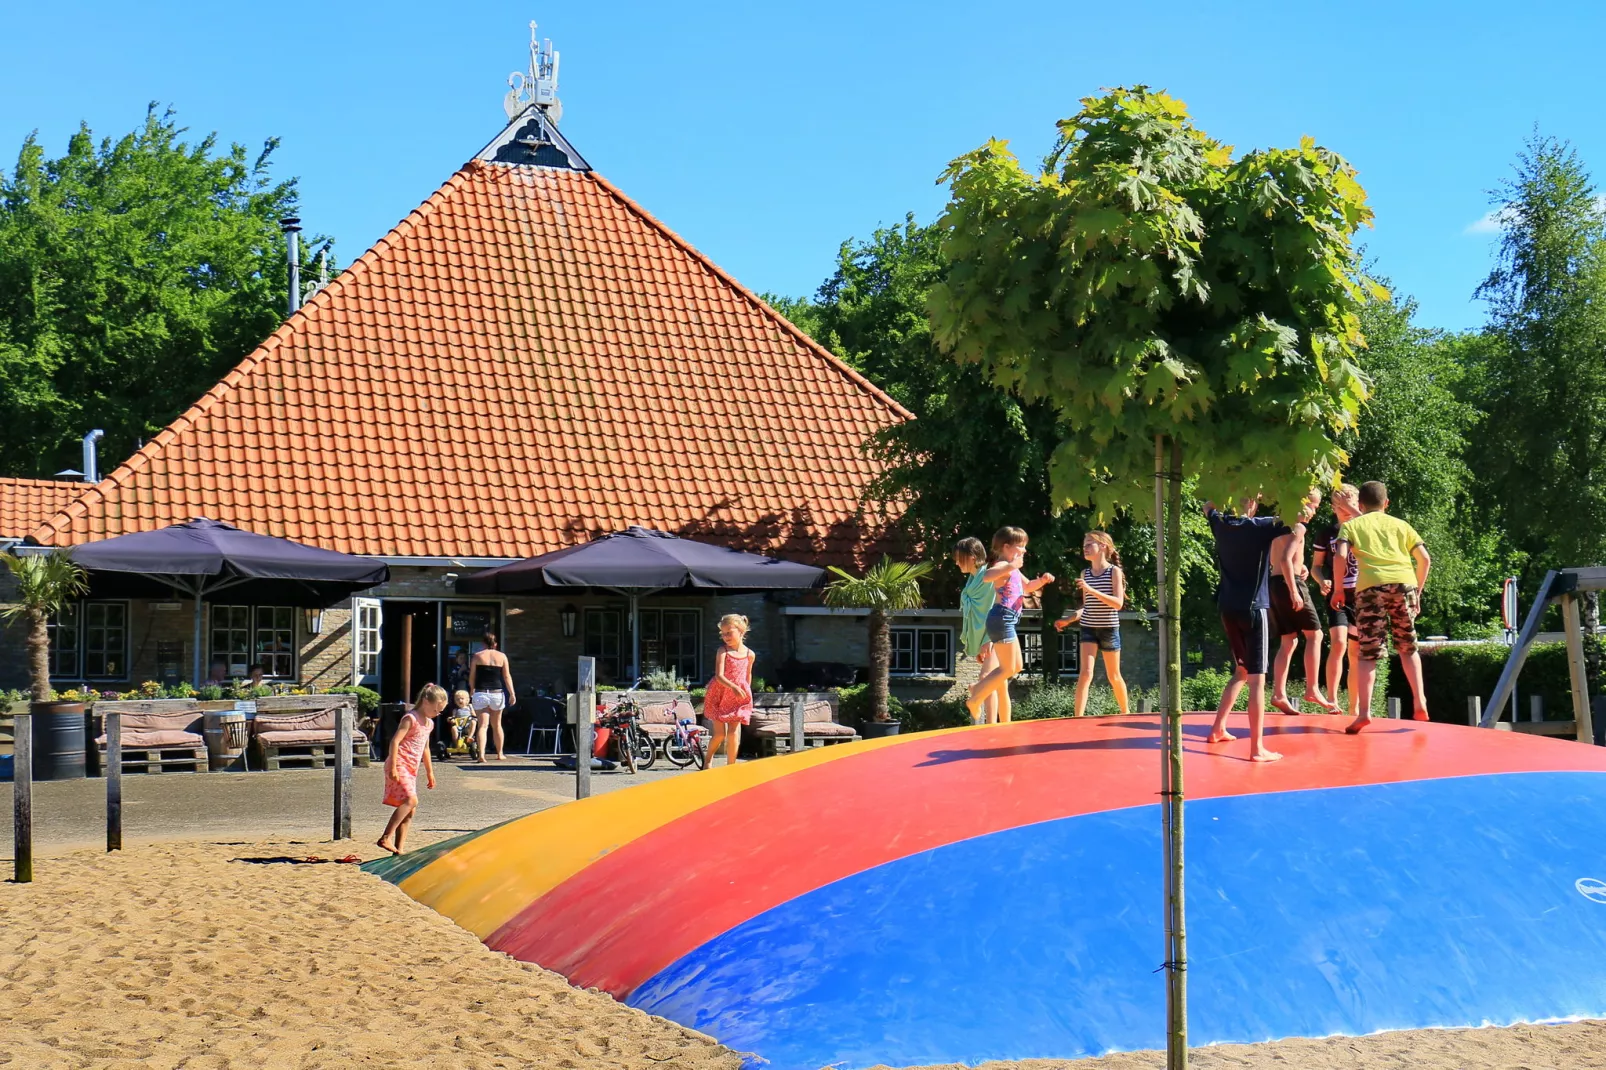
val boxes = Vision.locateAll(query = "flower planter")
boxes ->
[29,700,88,781]
[859,719,902,739]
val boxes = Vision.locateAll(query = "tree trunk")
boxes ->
[1165,439,1187,1068]
[868,607,891,721]
[26,608,53,703]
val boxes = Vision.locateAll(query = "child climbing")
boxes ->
[377,682,444,856]
[702,614,755,769]
[967,527,1055,725]
[1054,531,1129,717]
[955,536,999,725]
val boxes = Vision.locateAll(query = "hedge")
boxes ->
[1399,638,1604,723]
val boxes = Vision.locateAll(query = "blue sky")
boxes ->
[2,1,1592,331]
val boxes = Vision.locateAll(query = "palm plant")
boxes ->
[823,557,934,722]
[1,551,88,703]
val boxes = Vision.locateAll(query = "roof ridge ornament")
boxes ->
[503,20,562,125]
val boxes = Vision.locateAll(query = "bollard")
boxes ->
[576,657,595,800]
[1386,697,1401,720]
[13,712,31,883]
[333,703,353,841]
[790,694,805,755]
[1467,695,1482,728]
[106,712,122,852]
[1138,695,1153,714]
[1530,695,1544,723]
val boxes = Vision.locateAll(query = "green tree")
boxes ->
[928,87,1378,1065]
[0,105,327,479]
[1472,135,1606,588]
[821,557,934,722]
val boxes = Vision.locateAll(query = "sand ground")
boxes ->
[5,836,1606,1069]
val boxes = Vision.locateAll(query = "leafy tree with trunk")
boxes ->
[0,105,327,479]
[822,557,934,722]
[1472,134,1606,627]
[927,87,1377,1065]
[1,552,88,702]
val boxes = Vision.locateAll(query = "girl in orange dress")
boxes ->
[701,614,754,770]
[377,683,445,856]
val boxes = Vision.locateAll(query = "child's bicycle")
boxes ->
[662,715,709,769]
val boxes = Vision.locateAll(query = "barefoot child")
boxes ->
[377,683,444,856]
[1204,498,1291,763]
[967,527,1054,725]
[1335,480,1432,732]
[1312,484,1362,713]
[702,614,754,769]
[1268,491,1341,716]
[955,537,999,726]
[1055,531,1129,717]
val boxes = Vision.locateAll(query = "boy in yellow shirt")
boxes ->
[1334,480,1432,732]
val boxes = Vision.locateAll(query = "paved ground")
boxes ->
[0,755,695,859]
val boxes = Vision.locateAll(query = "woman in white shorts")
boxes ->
[470,632,515,761]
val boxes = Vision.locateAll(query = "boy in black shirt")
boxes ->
[1204,498,1291,763]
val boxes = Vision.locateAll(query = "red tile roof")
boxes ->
[1,477,85,540]
[29,157,908,565]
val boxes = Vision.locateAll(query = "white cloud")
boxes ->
[1465,195,1606,235]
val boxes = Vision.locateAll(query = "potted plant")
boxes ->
[823,556,933,737]
[2,550,90,779]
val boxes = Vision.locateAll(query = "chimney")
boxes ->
[280,217,303,315]
[82,429,105,484]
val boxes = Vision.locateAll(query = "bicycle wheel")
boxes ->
[663,730,696,768]
[616,728,637,774]
[630,726,656,770]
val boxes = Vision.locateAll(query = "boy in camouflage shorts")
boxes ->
[1335,481,1432,732]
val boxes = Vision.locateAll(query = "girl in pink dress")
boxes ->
[702,614,755,770]
[377,683,445,856]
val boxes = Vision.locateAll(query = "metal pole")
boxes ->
[1467,696,1482,727]
[576,656,595,800]
[106,712,122,852]
[13,712,32,883]
[281,217,302,315]
[192,597,204,687]
[333,703,353,840]
[790,694,805,755]
[630,593,640,683]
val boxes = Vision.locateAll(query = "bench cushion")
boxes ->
[253,710,338,734]
[257,729,369,747]
[96,730,204,748]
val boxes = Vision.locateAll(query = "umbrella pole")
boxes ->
[630,593,640,685]
[192,591,204,687]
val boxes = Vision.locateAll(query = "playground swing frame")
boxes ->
[1482,567,1605,742]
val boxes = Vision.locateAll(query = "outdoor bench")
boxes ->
[250,698,369,771]
[598,691,697,743]
[749,693,858,756]
[95,700,207,774]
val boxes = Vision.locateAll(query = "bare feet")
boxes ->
[375,838,399,856]
[1207,729,1236,744]
[1345,714,1372,734]
[1271,696,1302,716]
[1250,748,1284,763]
[1411,709,1429,722]
[1304,691,1343,715]
[964,690,983,721]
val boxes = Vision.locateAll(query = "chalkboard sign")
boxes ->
[449,606,494,638]
[157,641,182,686]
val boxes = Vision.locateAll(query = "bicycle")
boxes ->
[662,713,708,769]
[596,694,654,773]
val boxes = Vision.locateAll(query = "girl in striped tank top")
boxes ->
[1054,531,1130,717]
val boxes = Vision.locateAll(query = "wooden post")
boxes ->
[13,712,32,883]
[1387,697,1401,720]
[1467,696,1482,727]
[333,702,353,841]
[790,694,805,754]
[1530,695,1544,723]
[1561,594,1594,745]
[106,712,122,852]
[400,613,414,702]
[576,657,595,800]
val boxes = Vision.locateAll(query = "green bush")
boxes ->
[835,683,905,724]
[900,699,971,732]
[1407,638,1602,723]
[326,685,381,718]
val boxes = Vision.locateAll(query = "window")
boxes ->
[1021,629,1079,679]
[48,602,81,678]
[211,604,295,679]
[255,606,296,678]
[82,603,128,678]
[638,608,701,682]
[583,608,624,682]
[889,626,953,676]
[354,599,382,685]
[47,601,127,681]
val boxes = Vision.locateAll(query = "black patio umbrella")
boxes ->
[46,518,390,684]
[456,526,825,679]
